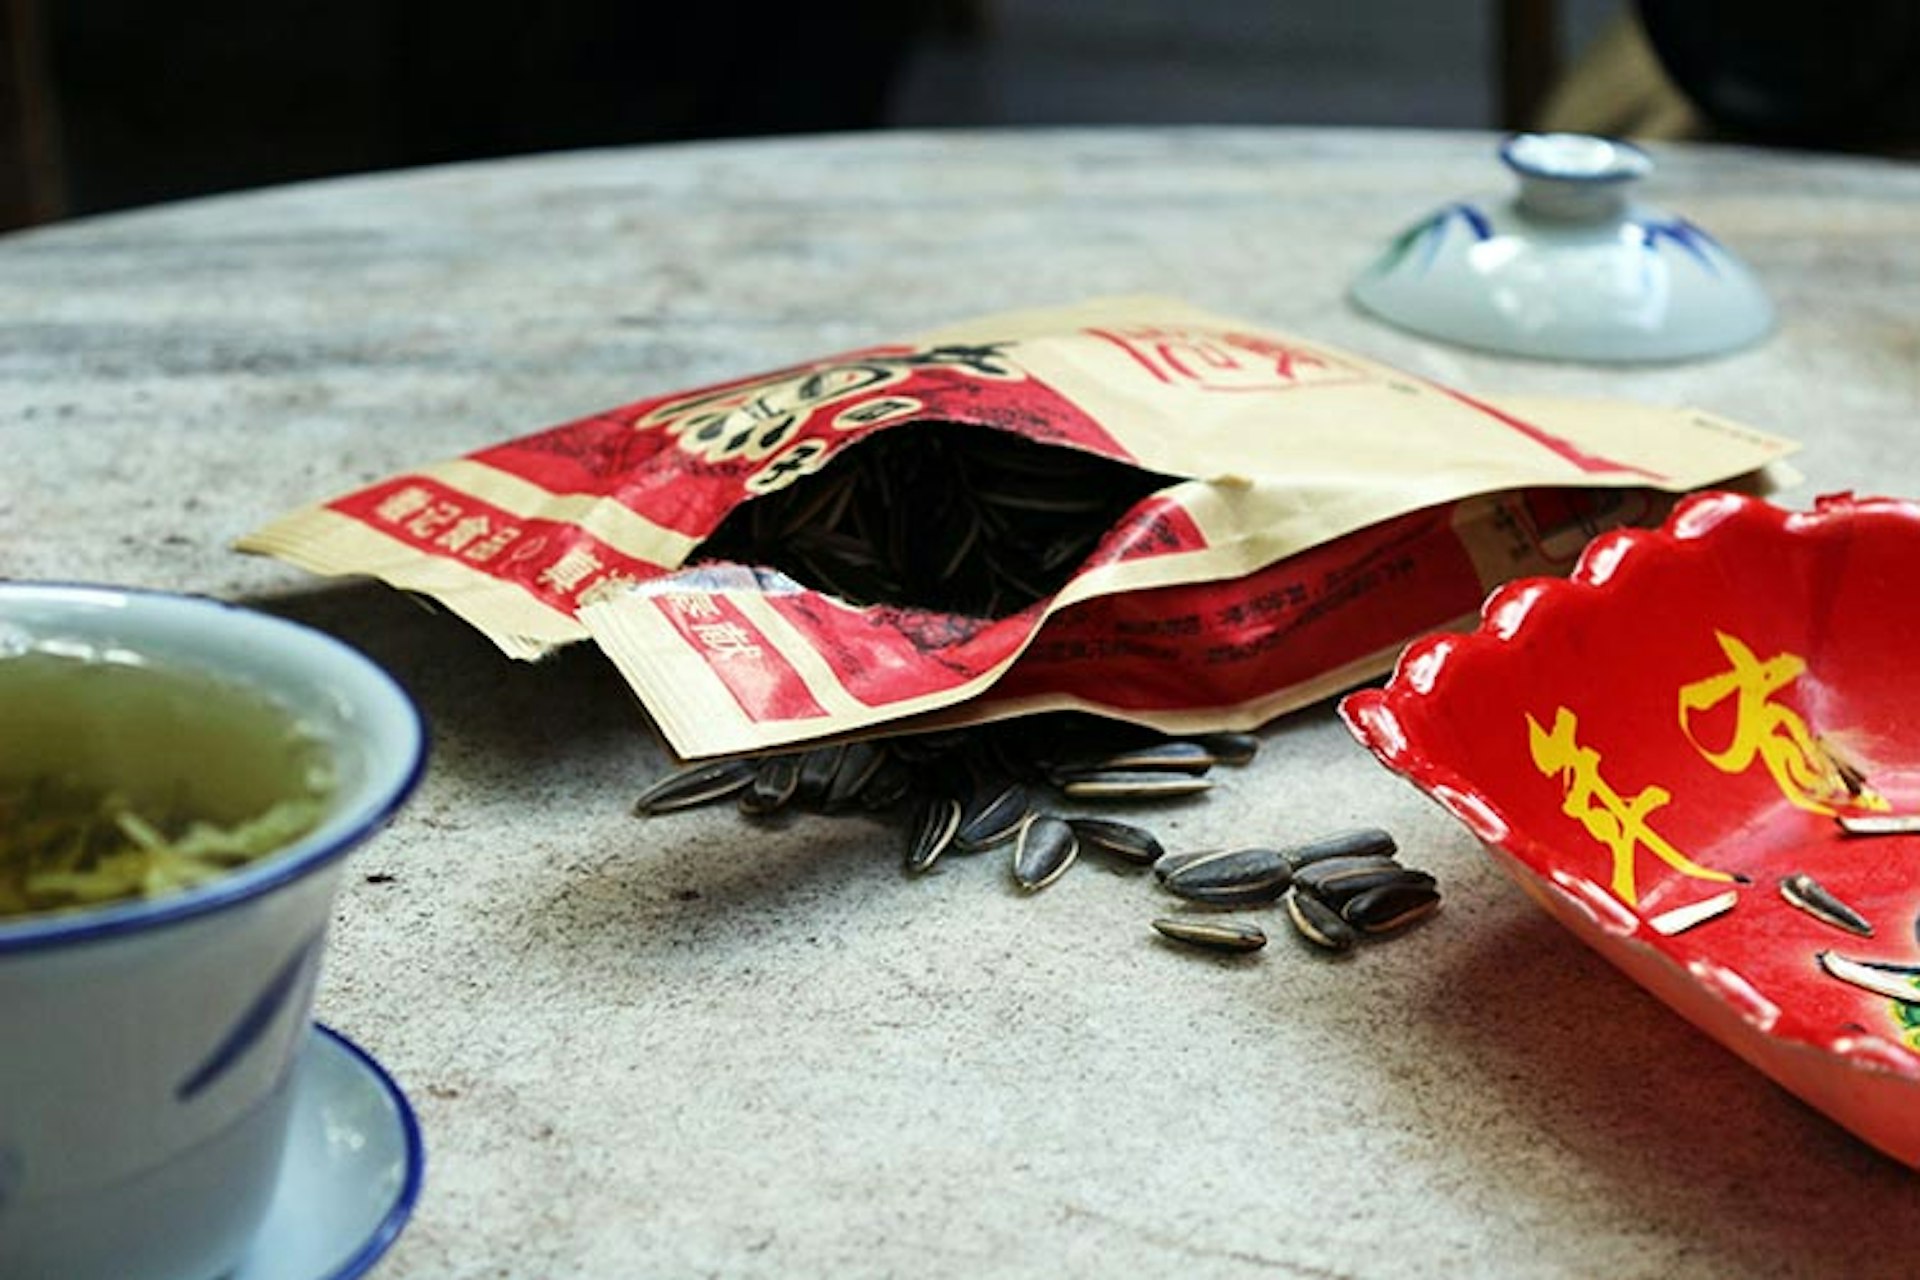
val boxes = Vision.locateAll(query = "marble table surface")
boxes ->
[5,127,1920,1278]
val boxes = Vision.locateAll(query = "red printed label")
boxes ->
[652,594,828,722]
[330,477,671,614]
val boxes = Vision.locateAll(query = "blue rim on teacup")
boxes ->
[0,582,428,954]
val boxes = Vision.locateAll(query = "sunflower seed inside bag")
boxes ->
[694,421,1175,619]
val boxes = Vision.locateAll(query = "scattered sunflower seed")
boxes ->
[1049,740,1217,781]
[1161,845,1293,906]
[738,754,801,816]
[1280,827,1398,870]
[1012,814,1079,891]
[1152,915,1267,953]
[955,778,1033,852]
[631,714,1443,965]
[1152,847,1214,882]
[1194,731,1261,766]
[633,758,758,815]
[1341,879,1442,934]
[1066,817,1164,866]
[904,795,963,874]
[1059,771,1212,801]
[1290,854,1405,898]
[1779,872,1873,936]
[1285,890,1359,952]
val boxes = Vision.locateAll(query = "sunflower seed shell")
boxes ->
[1779,872,1873,936]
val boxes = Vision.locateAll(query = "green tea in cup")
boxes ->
[0,649,335,920]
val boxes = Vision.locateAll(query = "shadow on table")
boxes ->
[1413,908,1920,1271]
[247,577,915,916]
[247,579,663,788]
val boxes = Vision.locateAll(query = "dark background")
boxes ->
[0,0,1618,229]
[3,0,1916,232]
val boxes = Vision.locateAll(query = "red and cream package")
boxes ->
[241,297,1797,757]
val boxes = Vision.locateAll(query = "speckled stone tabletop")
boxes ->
[5,128,1920,1279]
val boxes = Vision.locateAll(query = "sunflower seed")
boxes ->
[1290,854,1404,897]
[1280,827,1398,869]
[1049,740,1217,781]
[1059,771,1212,801]
[1340,880,1442,933]
[825,741,888,811]
[695,420,1174,618]
[1152,916,1267,953]
[738,754,801,816]
[1012,814,1079,891]
[795,744,846,806]
[1065,817,1164,866]
[1779,872,1873,936]
[1161,845,1293,906]
[1817,950,1920,1004]
[955,778,1032,851]
[1285,890,1359,952]
[1152,847,1215,882]
[904,795,963,874]
[633,758,758,815]
[1303,864,1436,911]
[857,756,916,810]
[1195,731,1261,766]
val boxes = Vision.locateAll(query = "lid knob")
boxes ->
[1500,133,1651,222]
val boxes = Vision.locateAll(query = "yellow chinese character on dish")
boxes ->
[1677,631,1887,814]
[1528,707,1736,906]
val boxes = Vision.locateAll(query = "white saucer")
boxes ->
[235,1024,425,1280]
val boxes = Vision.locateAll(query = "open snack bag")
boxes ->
[241,297,1797,759]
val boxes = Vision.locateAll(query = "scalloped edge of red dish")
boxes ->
[1339,489,1920,1168]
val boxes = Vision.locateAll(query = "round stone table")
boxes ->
[4,128,1920,1278]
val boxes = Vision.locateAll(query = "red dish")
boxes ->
[1341,490,1920,1166]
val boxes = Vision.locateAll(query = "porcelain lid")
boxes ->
[1350,133,1774,362]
